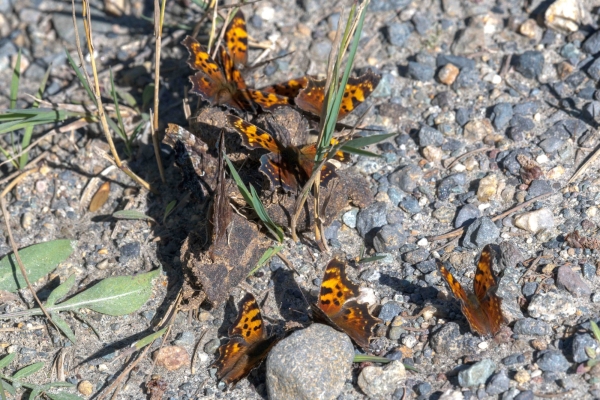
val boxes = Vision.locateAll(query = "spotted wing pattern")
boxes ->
[225,10,248,67]
[227,115,343,192]
[212,293,279,385]
[295,70,381,120]
[438,245,504,337]
[312,259,381,350]
[261,77,310,98]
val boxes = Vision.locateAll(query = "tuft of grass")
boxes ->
[224,153,284,242]
[248,245,283,276]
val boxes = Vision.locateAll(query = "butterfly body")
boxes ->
[438,245,505,337]
[227,115,343,192]
[313,259,381,350]
[213,293,279,385]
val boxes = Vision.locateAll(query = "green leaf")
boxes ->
[134,327,167,350]
[586,346,597,360]
[54,269,160,315]
[65,51,96,106]
[142,84,155,109]
[224,154,283,242]
[45,382,75,388]
[248,246,282,276]
[0,380,15,397]
[343,133,397,149]
[10,49,21,110]
[591,320,600,343]
[112,210,156,222]
[0,354,16,369]
[50,313,76,344]
[12,362,44,380]
[47,275,76,307]
[46,392,84,400]
[339,146,382,158]
[0,240,75,292]
[19,64,52,169]
[163,200,177,224]
[28,388,41,399]
[353,354,392,363]
[357,255,388,264]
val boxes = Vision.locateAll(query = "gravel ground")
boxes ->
[2,0,600,399]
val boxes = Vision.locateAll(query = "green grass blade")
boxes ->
[112,210,156,222]
[324,3,368,139]
[357,255,388,263]
[0,146,19,170]
[50,312,77,344]
[590,320,600,342]
[163,200,177,223]
[10,49,21,109]
[224,154,283,242]
[109,68,129,155]
[19,64,52,169]
[46,392,84,400]
[353,354,392,363]
[248,246,282,276]
[344,133,397,148]
[65,50,96,106]
[339,147,381,158]
[134,327,167,350]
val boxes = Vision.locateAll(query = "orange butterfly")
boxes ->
[212,293,279,385]
[227,115,345,193]
[262,70,381,120]
[311,258,381,350]
[438,244,505,337]
[182,10,289,113]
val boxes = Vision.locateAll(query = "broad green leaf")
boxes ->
[12,362,44,380]
[51,313,76,344]
[112,210,155,222]
[586,346,597,359]
[0,240,75,292]
[46,392,84,400]
[0,354,16,369]
[163,200,177,223]
[134,327,167,350]
[0,380,15,397]
[47,275,76,307]
[55,269,160,315]
[343,133,397,149]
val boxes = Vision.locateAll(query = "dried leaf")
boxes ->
[89,181,110,212]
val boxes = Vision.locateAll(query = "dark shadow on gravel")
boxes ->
[272,268,312,325]
[378,273,437,305]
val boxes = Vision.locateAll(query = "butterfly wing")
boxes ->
[220,45,247,90]
[295,70,381,120]
[298,144,338,187]
[261,77,309,98]
[260,153,300,192]
[210,130,232,248]
[248,89,291,111]
[213,293,269,384]
[225,10,248,67]
[438,261,493,336]
[227,115,282,153]
[474,245,504,335]
[315,259,380,350]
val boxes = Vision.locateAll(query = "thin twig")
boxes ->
[429,191,556,242]
[569,141,600,184]
[207,0,219,54]
[444,146,492,170]
[0,195,59,337]
[1,167,39,198]
[152,0,166,183]
[211,8,233,60]
[0,152,46,186]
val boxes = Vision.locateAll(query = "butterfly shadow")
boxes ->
[377,273,438,306]
[271,268,313,326]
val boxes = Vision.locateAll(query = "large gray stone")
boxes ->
[266,324,354,400]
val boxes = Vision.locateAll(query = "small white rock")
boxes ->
[514,208,555,233]
[417,238,429,247]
